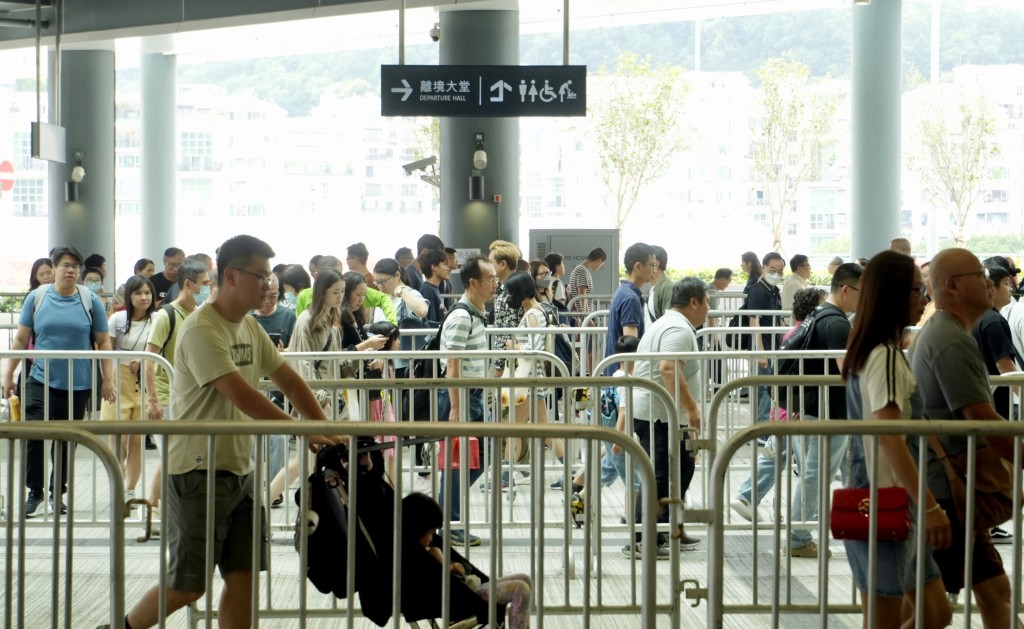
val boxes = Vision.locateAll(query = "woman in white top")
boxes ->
[99,274,156,502]
[841,251,952,629]
[504,271,564,466]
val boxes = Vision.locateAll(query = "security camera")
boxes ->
[429,23,440,42]
[403,156,437,175]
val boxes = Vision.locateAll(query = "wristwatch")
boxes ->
[396,286,405,297]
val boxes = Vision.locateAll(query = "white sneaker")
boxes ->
[124,489,136,505]
[413,475,432,494]
[731,498,754,522]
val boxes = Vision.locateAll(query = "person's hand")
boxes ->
[758,358,768,368]
[448,405,461,422]
[2,374,14,400]
[101,379,117,404]
[368,358,384,371]
[924,504,952,550]
[147,398,163,420]
[687,409,702,433]
[451,562,466,575]
[308,434,344,450]
[127,360,141,376]
[360,334,387,351]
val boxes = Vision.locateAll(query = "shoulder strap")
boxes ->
[159,304,178,356]
[32,284,93,329]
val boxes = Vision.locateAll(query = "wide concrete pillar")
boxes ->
[141,53,177,264]
[439,6,519,253]
[48,50,115,272]
[851,1,902,259]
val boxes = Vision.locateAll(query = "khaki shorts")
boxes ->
[98,364,142,421]
[166,471,268,593]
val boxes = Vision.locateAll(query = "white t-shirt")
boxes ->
[109,310,154,353]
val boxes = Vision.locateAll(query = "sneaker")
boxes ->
[25,492,44,518]
[730,498,754,522]
[449,529,482,547]
[991,526,1013,544]
[788,541,831,559]
[477,478,514,492]
[621,542,671,560]
[49,494,67,515]
[569,492,585,528]
[271,494,284,509]
[678,532,702,550]
[145,436,158,450]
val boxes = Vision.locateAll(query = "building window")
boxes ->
[12,178,45,217]
[179,131,213,172]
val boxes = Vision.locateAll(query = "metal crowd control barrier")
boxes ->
[0,422,126,629]
[64,413,663,628]
[706,375,1024,628]
[565,294,613,318]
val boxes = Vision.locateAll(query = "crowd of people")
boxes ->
[4,233,1024,629]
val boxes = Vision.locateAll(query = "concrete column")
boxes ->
[851,0,902,259]
[48,50,115,272]
[439,7,519,253]
[141,53,177,264]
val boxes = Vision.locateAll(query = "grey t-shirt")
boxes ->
[909,310,993,498]
[633,310,700,425]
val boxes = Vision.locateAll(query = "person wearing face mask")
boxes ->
[280,264,311,311]
[81,267,108,313]
[745,251,786,424]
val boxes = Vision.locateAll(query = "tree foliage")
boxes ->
[907,86,998,248]
[588,52,691,236]
[752,56,836,253]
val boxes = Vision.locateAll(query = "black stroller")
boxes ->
[297,440,505,628]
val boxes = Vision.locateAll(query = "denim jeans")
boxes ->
[790,428,848,547]
[736,435,793,510]
[756,363,773,424]
[599,404,641,490]
[437,388,486,522]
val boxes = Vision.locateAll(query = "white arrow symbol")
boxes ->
[391,79,412,102]
[490,80,512,102]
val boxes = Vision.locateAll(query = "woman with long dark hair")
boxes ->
[740,251,762,293]
[99,274,157,504]
[28,257,53,291]
[841,251,952,628]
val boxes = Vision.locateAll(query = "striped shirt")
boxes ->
[440,297,488,378]
[567,263,594,313]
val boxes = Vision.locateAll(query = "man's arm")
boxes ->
[1,325,32,397]
[659,358,700,430]
[962,401,1017,461]
[446,358,463,421]
[621,325,639,338]
[995,356,1018,375]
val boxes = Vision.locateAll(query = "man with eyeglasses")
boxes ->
[604,242,657,376]
[3,245,116,518]
[151,247,185,306]
[911,248,1020,626]
[781,254,812,325]
[115,235,340,629]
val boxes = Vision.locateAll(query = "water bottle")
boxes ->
[8,395,21,421]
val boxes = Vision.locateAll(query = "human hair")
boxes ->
[80,267,103,283]
[416,234,444,254]
[402,492,443,542]
[281,264,311,293]
[714,267,733,281]
[789,254,809,273]
[670,277,707,308]
[830,262,864,293]
[347,242,370,265]
[444,247,457,256]
[84,253,105,272]
[505,271,537,308]
[310,269,343,332]
[394,246,413,260]
[842,251,916,380]
[587,248,607,263]
[459,255,489,286]
[215,235,275,286]
[792,287,826,322]
[123,275,157,333]
[651,245,668,272]
[176,259,208,290]
[761,251,784,268]
[50,245,84,268]
[29,257,52,290]
[741,251,762,279]
[623,242,655,275]
[317,255,342,275]
[986,262,1011,287]
[489,239,520,269]
[419,249,447,280]
[529,259,549,279]
[890,238,912,255]
[544,252,563,273]
[341,271,367,327]
[615,334,640,354]
[189,253,213,269]
[516,259,529,272]
[163,247,184,260]
[368,320,400,349]
[373,258,408,284]
[309,254,323,269]
[830,256,844,267]
[133,258,154,274]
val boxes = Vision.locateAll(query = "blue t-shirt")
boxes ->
[20,286,109,390]
[420,282,446,323]
[604,280,644,375]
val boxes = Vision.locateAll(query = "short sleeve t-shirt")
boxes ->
[971,308,1021,418]
[250,306,297,349]
[846,343,922,489]
[632,310,699,425]
[745,279,782,351]
[419,282,446,323]
[150,272,175,305]
[168,305,284,475]
[146,303,188,406]
[294,286,314,317]
[567,263,594,312]
[604,280,644,375]
[109,310,153,353]
[20,285,109,390]
[440,299,488,378]
[910,309,994,499]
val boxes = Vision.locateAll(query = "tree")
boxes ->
[752,55,836,253]
[588,52,691,239]
[907,87,998,248]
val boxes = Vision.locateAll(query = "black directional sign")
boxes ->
[381,65,587,117]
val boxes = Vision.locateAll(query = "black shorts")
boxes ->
[931,497,1005,593]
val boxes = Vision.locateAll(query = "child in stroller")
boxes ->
[403,492,533,629]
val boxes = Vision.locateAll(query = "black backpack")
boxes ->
[776,305,847,413]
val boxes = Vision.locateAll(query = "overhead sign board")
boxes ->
[381,65,586,117]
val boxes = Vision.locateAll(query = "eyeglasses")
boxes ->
[477,275,499,285]
[231,267,273,287]
[910,284,928,299]
[535,271,551,278]
[950,268,989,281]
[57,263,81,273]
[373,277,391,288]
